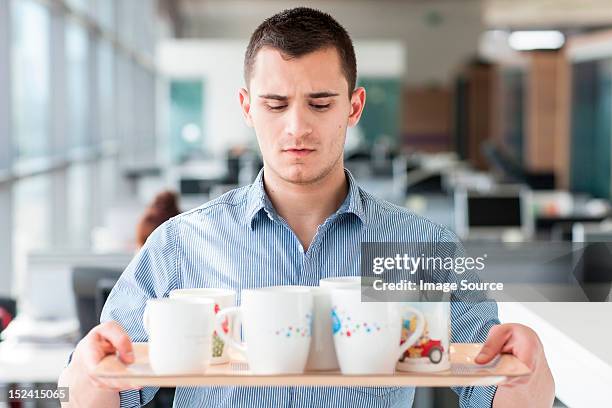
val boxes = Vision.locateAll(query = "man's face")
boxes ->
[239,46,365,185]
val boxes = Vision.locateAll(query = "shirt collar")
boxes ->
[245,168,366,230]
[245,169,273,228]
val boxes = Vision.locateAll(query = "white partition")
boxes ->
[21,250,135,320]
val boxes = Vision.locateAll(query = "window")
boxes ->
[97,0,114,32]
[116,0,134,49]
[66,20,90,149]
[13,175,52,292]
[11,0,50,160]
[65,0,89,14]
[6,0,158,298]
[66,163,92,248]
[98,39,115,142]
[0,0,10,171]
[116,53,134,154]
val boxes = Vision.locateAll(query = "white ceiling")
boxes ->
[174,0,612,30]
[484,0,612,28]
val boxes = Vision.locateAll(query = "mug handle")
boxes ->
[215,306,246,355]
[142,304,150,336]
[397,306,425,359]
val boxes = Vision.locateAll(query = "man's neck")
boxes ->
[263,166,349,249]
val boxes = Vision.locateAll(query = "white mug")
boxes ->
[169,288,236,364]
[319,276,361,289]
[331,287,425,374]
[397,301,451,372]
[320,276,380,299]
[305,287,338,371]
[143,297,214,374]
[311,276,377,371]
[215,286,313,375]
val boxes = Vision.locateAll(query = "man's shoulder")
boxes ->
[173,185,252,223]
[359,188,458,242]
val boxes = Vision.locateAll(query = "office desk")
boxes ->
[0,342,74,384]
[499,302,612,408]
[536,214,608,234]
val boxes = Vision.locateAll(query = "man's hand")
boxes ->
[58,321,141,407]
[476,323,555,407]
[71,321,139,390]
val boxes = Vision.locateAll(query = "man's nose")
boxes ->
[284,105,313,139]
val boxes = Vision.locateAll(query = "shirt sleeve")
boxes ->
[436,227,500,408]
[99,218,180,407]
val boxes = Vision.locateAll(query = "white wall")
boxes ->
[157,40,250,156]
[156,39,405,155]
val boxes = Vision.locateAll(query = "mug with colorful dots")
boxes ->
[169,288,236,364]
[215,286,313,374]
[331,287,425,374]
[310,275,370,371]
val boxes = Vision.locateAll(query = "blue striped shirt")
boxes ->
[100,169,500,407]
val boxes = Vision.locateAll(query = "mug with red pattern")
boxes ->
[169,288,236,364]
[397,300,451,372]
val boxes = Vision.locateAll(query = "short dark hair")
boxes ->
[244,7,357,93]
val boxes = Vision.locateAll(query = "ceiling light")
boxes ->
[508,31,565,51]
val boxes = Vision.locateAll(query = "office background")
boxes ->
[1,0,612,407]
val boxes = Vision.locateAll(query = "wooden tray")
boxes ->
[94,343,530,387]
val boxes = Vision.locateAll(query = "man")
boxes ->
[59,7,554,407]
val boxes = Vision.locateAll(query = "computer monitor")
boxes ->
[72,267,123,338]
[179,178,217,195]
[455,186,533,240]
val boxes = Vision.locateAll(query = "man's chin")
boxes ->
[267,160,340,185]
[278,166,322,185]
[282,171,316,185]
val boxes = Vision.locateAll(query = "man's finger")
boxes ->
[475,325,512,364]
[97,322,135,364]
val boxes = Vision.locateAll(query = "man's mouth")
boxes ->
[282,148,315,157]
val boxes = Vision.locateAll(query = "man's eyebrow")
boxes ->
[308,91,339,98]
[258,94,288,101]
[258,92,340,100]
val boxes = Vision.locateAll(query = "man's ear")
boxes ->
[348,87,366,128]
[239,88,254,127]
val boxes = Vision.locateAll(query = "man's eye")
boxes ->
[268,105,287,111]
[311,104,331,110]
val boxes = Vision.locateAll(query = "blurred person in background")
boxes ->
[135,191,181,248]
